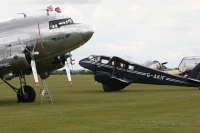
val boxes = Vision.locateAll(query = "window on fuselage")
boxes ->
[49,18,74,29]
[49,21,58,29]
[101,59,109,64]
[128,65,135,70]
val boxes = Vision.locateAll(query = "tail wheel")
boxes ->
[17,85,36,102]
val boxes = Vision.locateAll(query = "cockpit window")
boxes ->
[88,55,100,62]
[49,18,74,29]
[101,59,109,64]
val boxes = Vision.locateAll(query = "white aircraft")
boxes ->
[178,56,200,76]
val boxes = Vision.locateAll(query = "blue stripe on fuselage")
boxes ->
[51,34,71,41]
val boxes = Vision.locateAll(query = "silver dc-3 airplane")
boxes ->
[79,55,200,92]
[0,12,93,102]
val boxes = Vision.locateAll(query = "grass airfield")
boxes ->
[0,75,200,133]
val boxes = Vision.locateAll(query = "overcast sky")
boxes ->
[1,0,200,69]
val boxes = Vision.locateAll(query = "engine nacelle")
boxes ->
[39,72,50,79]
[3,73,15,80]
[1,45,30,72]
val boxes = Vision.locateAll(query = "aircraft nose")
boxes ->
[81,25,94,42]
[79,58,95,72]
[79,59,85,68]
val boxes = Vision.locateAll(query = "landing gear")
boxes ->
[17,73,36,102]
[103,84,112,92]
[1,72,36,102]
[104,88,112,92]
[103,84,123,92]
[17,85,36,102]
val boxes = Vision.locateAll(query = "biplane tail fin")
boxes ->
[186,63,200,83]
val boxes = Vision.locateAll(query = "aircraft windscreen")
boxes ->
[49,18,74,29]
[88,55,100,62]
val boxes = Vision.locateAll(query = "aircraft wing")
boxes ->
[187,78,200,83]
[110,76,132,84]
[111,56,136,65]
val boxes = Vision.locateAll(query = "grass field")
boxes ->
[0,75,200,133]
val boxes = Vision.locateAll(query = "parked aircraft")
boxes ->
[79,55,200,92]
[178,56,200,76]
[0,13,93,102]
[143,60,168,70]
[143,60,181,75]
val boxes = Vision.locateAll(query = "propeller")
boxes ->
[31,60,39,87]
[69,52,75,70]
[65,60,72,86]
[18,38,39,87]
[38,22,47,56]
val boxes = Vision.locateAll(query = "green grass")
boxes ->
[0,75,200,133]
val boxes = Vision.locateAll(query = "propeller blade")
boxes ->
[70,59,75,65]
[38,22,47,56]
[32,39,38,53]
[69,52,75,65]
[31,60,39,87]
[18,38,31,53]
[65,61,72,86]
[70,54,75,71]
[18,38,39,87]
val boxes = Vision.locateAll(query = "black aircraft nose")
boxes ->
[79,59,85,68]
[79,58,95,72]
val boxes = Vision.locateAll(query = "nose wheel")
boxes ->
[17,85,36,102]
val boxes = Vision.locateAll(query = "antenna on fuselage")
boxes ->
[38,9,50,16]
[46,9,49,16]
[18,13,27,18]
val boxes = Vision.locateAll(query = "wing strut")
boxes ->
[112,58,117,77]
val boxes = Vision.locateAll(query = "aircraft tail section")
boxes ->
[186,63,200,84]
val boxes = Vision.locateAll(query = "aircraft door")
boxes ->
[114,60,127,79]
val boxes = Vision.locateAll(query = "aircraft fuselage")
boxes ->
[79,55,198,92]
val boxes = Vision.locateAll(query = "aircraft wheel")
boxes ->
[17,85,36,102]
[103,84,112,92]
[104,88,112,92]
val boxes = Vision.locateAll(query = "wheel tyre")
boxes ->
[17,85,36,102]
[104,88,111,92]
[103,84,112,92]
